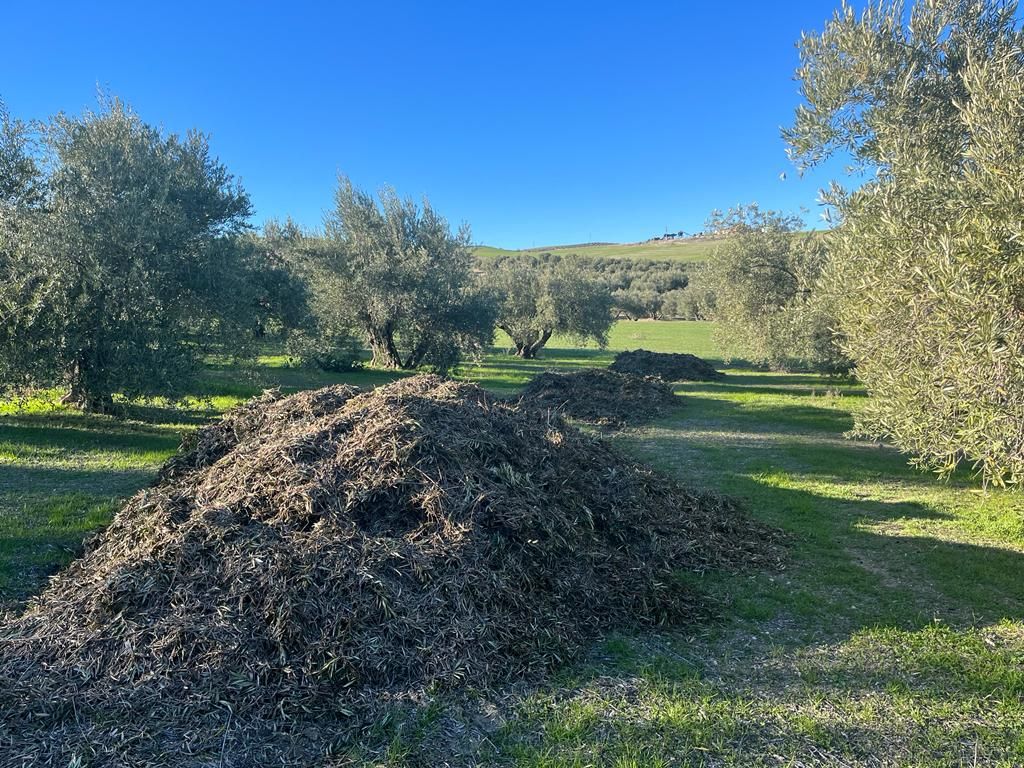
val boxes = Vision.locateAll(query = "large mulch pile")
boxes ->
[0,375,781,766]
[517,368,677,426]
[610,349,724,382]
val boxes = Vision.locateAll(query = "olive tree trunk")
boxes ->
[511,328,552,359]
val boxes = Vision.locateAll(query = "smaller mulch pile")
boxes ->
[518,368,677,426]
[610,349,724,382]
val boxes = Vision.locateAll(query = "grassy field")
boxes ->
[1,321,1022,765]
[473,238,721,263]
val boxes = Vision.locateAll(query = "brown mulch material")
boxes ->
[0,375,781,766]
[610,349,724,382]
[517,368,678,426]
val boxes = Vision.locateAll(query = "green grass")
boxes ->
[2,319,1022,765]
[464,320,722,392]
[473,237,721,263]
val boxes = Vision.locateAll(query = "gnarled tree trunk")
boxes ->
[510,328,552,359]
[367,323,403,369]
[61,356,115,413]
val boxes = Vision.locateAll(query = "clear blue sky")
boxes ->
[1,1,851,248]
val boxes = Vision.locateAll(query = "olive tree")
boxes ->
[701,204,848,373]
[612,287,665,321]
[786,0,1024,483]
[484,256,614,358]
[225,228,311,341]
[0,99,253,411]
[662,280,715,320]
[311,176,495,371]
[260,219,362,372]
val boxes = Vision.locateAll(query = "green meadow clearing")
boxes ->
[473,238,720,263]
[1,320,1022,765]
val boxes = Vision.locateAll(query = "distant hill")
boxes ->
[473,236,725,264]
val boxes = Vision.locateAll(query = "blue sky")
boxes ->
[2,1,851,248]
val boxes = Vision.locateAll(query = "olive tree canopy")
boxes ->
[701,204,848,373]
[0,101,42,211]
[0,99,253,411]
[311,176,495,371]
[483,256,614,358]
[786,0,1024,483]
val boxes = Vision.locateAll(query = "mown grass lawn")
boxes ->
[1,320,1022,766]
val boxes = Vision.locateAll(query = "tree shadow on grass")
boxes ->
[691,381,867,399]
[0,416,181,454]
[0,462,156,501]
[623,391,1024,631]
[653,394,995,493]
[639,396,861,455]
[0,474,155,604]
[732,476,1023,628]
[710,371,857,387]
[0,414,173,605]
